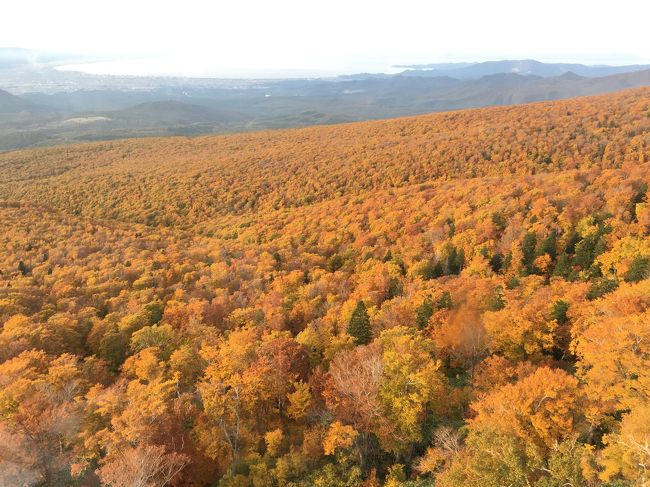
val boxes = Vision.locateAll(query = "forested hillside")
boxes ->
[1,88,650,486]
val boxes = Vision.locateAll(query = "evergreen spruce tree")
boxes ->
[17,260,29,276]
[564,229,581,255]
[552,253,572,279]
[420,260,437,280]
[551,300,570,325]
[329,253,345,272]
[416,295,434,330]
[586,278,619,301]
[447,246,465,275]
[387,278,403,299]
[347,301,372,345]
[487,285,506,311]
[145,300,165,325]
[539,230,558,260]
[489,252,504,273]
[521,232,538,275]
[624,256,650,282]
[457,249,466,273]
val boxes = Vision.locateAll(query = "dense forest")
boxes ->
[1,87,650,486]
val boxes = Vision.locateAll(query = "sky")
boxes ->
[3,0,650,77]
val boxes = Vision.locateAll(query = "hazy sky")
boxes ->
[4,0,650,77]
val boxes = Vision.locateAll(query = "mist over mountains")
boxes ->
[395,59,650,78]
[1,51,649,151]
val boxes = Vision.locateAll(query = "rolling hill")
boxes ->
[1,65,650,151]
[0,89,59,134]
[0,88,37,112]
[2,87,648,225]
[107,100,249,127]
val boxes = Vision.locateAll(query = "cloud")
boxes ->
[3,0,649,75]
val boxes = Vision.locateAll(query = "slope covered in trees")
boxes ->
[0,88,650,486]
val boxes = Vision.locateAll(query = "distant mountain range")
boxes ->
[0,57,649,151]
[0,88,58,126]
[0,88,35,112]
[395,59,650,78]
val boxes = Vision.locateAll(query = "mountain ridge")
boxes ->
[396,59,650,78]
[0,63,649,152]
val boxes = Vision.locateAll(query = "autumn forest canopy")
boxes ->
[1,87,650,486]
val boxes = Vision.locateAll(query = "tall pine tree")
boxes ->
[347,301,372,345]
[416,295,434,330]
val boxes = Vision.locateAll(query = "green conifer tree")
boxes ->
[347,301,372,345]
[521,232,538,275]
[551,300,570,325]
[17,260,29,276]
[624,256,650,282]
[416,295,434,330]
[552,253,572,279]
